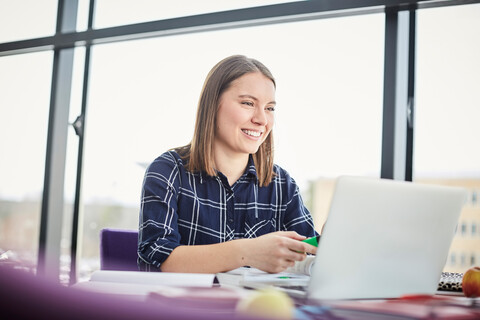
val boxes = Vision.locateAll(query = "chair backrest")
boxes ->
[100,228,139,271]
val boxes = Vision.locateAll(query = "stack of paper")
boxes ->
[73,270,216,299]
[216,257,314,288]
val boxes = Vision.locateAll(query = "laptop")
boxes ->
[243,176,468,301]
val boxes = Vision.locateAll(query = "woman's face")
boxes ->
[214,72,276,158]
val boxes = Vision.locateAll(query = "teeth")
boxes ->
[243,130,261,137]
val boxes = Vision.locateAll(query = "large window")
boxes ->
[77,13,384,275]
[2,1,477,282]
[415,3,480,273]
[0,51,53,269]
[94,0,305,28]
[0,0,57,43]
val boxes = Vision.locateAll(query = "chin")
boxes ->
[237,144,261,155]
[246,146,261,155]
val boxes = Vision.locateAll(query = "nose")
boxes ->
[252,107,268,126]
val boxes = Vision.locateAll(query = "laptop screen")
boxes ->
[307,176,467,300]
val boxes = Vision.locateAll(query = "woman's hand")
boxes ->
[160,231,317,274]
[241,231,317,273]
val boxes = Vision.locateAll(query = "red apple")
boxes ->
[462,266,480,298]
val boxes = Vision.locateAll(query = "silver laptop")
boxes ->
[241,176,467,300]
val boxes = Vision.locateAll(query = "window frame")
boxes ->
[1,0,478,282]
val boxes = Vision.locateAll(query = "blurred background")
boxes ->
[0,0,479,283]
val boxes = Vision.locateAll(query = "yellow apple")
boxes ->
[462,266,480,298]
[236,288,295,320]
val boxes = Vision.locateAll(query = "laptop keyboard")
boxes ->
[275,272,464,294]
[276,285,307,292]
[438,272,463,292]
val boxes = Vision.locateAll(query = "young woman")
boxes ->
[138,55,317,273]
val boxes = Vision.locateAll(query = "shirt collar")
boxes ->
[211,155,259,184]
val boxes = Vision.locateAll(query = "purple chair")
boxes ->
[100,228,139,271]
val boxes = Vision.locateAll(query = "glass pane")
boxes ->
[0,51,53,271]
[76,0,91,32]
[94,0,305,28]
[81,13,384,276]
[415,4,480,273]
[0,0,57,43]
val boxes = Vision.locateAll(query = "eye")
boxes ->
[266,106,276,112]
[242,101,254,107]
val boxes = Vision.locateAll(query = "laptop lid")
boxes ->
[307,176,467,300]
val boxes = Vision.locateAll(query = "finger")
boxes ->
[285,260,296,268]
[281,246,307,261]
[279,231,306,241]
[278,259,296,271]
[288,251,308,262]
[290,241,317,255]
[305,243,317,255]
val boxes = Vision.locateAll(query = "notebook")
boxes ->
[242,176,468,301]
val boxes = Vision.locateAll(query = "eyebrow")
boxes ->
[239,94,276,105]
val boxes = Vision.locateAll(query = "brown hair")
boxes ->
[175,55,276,187]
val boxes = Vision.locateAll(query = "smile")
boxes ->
[242,129,262,138]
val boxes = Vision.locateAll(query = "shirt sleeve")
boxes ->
[138,152,182,271]
[278,167,319,238]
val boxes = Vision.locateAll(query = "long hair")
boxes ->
[175,55,276,187]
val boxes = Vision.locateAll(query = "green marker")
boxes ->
[302,235,320,247]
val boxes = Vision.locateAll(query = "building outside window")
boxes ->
[415,3,480,273]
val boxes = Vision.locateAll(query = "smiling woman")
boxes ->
[137,55,318,274]
[69,13,385,279]
[214,72,276,185]
[182,55,277,187]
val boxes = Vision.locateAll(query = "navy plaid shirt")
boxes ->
[138,150,317,271]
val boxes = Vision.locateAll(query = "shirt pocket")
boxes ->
[243,205,277,237]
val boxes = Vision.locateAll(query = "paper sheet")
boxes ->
[89,270,215,287]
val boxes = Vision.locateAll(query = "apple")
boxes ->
[236,288,295,320]
[462,266,480,298]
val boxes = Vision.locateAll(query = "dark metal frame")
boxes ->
[405,10,417,182]
[381,7,417,181]
[1,0,478,281]
[68,0,96,286]
[1,0,477,57]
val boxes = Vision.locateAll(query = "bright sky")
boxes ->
[0,1,479,207]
